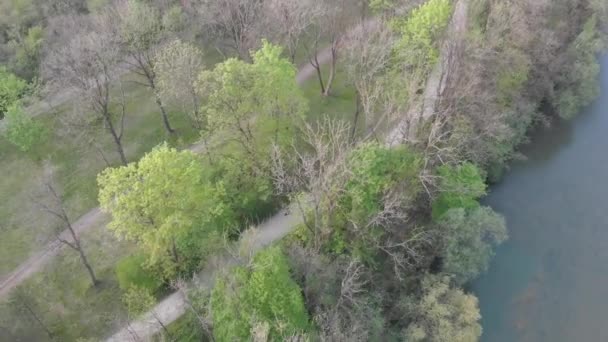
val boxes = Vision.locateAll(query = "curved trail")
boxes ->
[0,33,348,299]
[107,3,469,340]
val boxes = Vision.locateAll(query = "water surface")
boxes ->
[473,55,608,342]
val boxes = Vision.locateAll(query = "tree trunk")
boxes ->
[154,91,175,135]
[351,92,361,141]
[76,244,98,287]
[105,113,128,165]
[312,53,326,94]
[323,46,338,96]
[153,312,172,339]
[18,294,54,340]
[65,218,98,287]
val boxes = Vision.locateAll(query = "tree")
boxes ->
[432,163,486,220]
[263,0,323,63]
[44,27,128,164]
[197,41,307,161]
[0,66,27,119]
[3,103,46,152]
[271,119,353,249]
[123,286,172,339]
[110,0,175,134]
[342,20,395,139]
[438,207,507,285]
[154,39,205,128]
[31,163,98,286]
[303,0,358,96]
[403,275,482,342]
[194,0,265,60]
[98,143,234,277]
[337,143,423,260]
[211,246,310,341]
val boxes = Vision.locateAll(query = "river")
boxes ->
[472,55,608,341]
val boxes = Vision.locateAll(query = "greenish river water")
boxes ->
[472,55,608,341]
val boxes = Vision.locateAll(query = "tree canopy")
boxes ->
[211,246,310,341]
[0,67,27,119]
[98,143,236,276]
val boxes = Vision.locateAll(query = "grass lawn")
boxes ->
[0,218,134,341]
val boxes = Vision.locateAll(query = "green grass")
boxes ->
[0,81,203,277]
[0,219,134,341]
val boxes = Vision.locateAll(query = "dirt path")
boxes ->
[105,6,470,339]
[387,0,469,145]
[106,205,302,342]
[0,28,361,299]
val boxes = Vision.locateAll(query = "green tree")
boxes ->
[211,246,310,341]
[11,25,44,80]
[123,286,156,317]
[332,142,422,259]
[3,103,46,152]
[404,275,482,342]
[197,40,307,158]
[554,15,605,119]
[0,67,27,119]
[432,163,486,220]
[98,144,235,277]
[439,207,507,285]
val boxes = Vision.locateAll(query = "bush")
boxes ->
[432,163,486,220]
[3,103,46,152]
[115,254,163,293]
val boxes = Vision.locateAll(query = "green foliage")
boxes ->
[554,15,604,119]
[205,156,278,227]
[439,207,507,285]
[331,143,422,258]
[0,67,27,119]
[368,0,397,14]
[3,103,46,152]
[123,286,156,317]
[115,254,163,293]
[496,50,529,108]
[211,246,310,341]
[11,25,44,80]
[98,143,235,277]
[432,163,486,220]
[392,0,453,68]
[197,40,307,152]
[403,275,482,342]
[87,0,109,12]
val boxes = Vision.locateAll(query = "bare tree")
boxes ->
[43,21,128,164]
[303,0,358,96]
[31,163,98,287]
[154,39,205,129]
[342,19,395,140]
[105,0,175,134]
[271,119,352,248]
[194,0,265,60]
[263,0,323,63]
